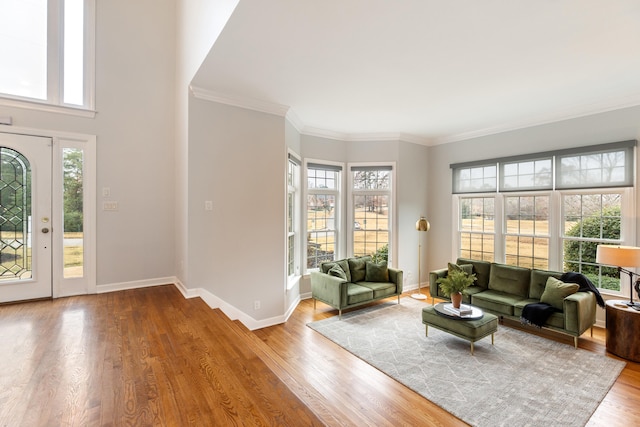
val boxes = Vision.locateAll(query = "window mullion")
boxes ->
[47,0,62,105]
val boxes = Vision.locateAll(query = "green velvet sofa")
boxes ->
[429,257,597,347]
[310,256,403,318]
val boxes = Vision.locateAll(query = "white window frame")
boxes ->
[0,0,96,117]
[559,188,635,297]
[348,162,396,265]
[303,159,343,273]
[287,152,301,287]
[453,187,635,296]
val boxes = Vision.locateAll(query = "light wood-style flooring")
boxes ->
[0,285,638,426]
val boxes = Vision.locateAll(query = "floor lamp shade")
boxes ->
[596,245,640,306]
[412,217,430,300]
[596,245,640,268]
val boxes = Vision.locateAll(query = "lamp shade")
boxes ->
[416,217,430,232]
[596,245,640,268]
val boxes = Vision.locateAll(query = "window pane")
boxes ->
[501,158,552,191]
[0,0,47,100]
[353,170,390,190]
[307,194,336,268]
[562,193,622,290]
[0,147,32,280]
[63,0,84,105]
[454,165,497,193]
[353,194,389,261]
[63,148,84,278]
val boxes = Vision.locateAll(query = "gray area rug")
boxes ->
[308,298,625,427]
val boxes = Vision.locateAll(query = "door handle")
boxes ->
[41,228,50,233]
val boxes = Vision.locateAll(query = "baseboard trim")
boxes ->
[96,277,177,294]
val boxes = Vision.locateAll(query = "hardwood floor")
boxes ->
[0,285,637,426]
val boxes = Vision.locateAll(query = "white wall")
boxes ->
[0,0,177,287]
[188,97,286,320]
[175,0,239,287]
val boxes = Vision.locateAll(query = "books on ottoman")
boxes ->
[444,303,473,316]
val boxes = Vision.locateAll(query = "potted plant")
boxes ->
[436,269,476,308]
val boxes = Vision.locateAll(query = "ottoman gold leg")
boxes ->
[471,342,474,355]
[425,325,429,337]
[492,333,494,345]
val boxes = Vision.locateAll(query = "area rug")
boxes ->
[308,298,625,427]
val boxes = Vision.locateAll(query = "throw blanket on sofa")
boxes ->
[560,272,605,308]
[521,303,558,328]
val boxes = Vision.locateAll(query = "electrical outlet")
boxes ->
[103,201,118,211]
[205,200,213,211]
[254,300,261,310]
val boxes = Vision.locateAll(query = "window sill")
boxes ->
[287,274,301,290]
[0,96,96,119]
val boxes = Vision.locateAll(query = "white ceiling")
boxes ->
[191,0,640,145]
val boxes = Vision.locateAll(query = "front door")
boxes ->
[0,133,52,302]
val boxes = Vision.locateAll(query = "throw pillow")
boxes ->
[348,256,372,282]
[540,277,580,310]
[328,265,348,280]
[365,261,390,282]
[322,259,351,282]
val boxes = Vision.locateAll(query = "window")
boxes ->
[62,148,83,278]
[562,193,623,291]
[452,140,636,293]
[350,165,393,263]
[504,195,549,269]
[0,0,95,111]
[306,162,341,269]
[287,154,301,278]
[459,197,495,262]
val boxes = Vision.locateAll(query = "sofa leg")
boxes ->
[574,336,578,349]
[425,325,428,337]
[590,326,593,337]
[470,342,474,356]
[398,295,401,304]
[339,309,342,319]
[313,299,316,310]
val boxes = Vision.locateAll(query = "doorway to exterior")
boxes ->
[0,128,96,302]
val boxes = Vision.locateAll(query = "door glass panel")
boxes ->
[63,148,83,278]
[0,147,32,280]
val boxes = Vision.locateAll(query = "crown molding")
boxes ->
[434,94,640,145]
[285,108,304,133]
[189,85,290,117]
[300,126,430,145]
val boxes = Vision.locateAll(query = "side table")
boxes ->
[606,299,640,362]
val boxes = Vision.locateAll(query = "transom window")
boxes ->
[0,0,95,111]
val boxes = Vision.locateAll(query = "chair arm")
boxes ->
[429,268,448,300]
[388,268,404,294]
[563,291,597,336]
[310,271,348,309]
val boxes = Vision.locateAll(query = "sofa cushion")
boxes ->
[348,256,372,282]
[488,263,531,298]
[328,265,348,280]
[540,277,579,310]
[365,261,389,282]
[471,290,523,316]
[448,262,474,276]
[529,269,563,300]
[321,259,351,282]
[456,258,491,289]
[514,300,565,328]
[346,283,374,305]
[358,281,397,299]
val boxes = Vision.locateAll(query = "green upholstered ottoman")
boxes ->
[422,305,498,355]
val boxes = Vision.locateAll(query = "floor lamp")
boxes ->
[411,217,430,300]
[596,245,640,307]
